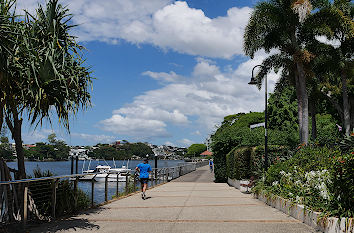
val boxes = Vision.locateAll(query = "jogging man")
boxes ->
[136,158,152,200]
[209,159,213,172]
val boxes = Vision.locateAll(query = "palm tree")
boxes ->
[0,0,16,132]
[2,0,92,179]
[304,0,354,136]
[244,0,318,144]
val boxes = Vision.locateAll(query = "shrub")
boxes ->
[313,114,341,146]
[29,167,90,218]
[254,146,354,217]
[226,147,252,180]
[226,145,290,180]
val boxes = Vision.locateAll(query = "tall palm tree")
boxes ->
[304,0,354,136]
[244,0,318,144]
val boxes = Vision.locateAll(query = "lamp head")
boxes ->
[248,77,258,85]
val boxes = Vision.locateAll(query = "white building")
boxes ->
[69,148,90,160]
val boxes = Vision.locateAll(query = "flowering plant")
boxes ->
[254,146,353,217]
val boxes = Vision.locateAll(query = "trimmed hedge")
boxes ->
[226,145,290,180]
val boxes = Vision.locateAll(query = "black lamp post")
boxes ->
[248,64,268,170]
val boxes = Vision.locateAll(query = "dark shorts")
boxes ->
[140,178,149,184]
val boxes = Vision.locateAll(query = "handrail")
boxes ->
[0,161,207,228]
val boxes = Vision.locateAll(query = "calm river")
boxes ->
[6,159,185,204]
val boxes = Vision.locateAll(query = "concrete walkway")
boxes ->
[31,166,316,233]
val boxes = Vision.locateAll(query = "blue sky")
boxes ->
[14,0,279,147]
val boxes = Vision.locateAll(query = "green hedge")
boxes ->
[226,145,290,180]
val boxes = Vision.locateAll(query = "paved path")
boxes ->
[31,166,316,233]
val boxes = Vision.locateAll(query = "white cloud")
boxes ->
[16,0,252,58]
[22,129,54,144]
[178,138,194,146]
[315,35,341,48]
[100,114,170,139]
[100,52,278,141]
[71,133,115,144]
[192,130,201,136]
[142,71,182,83]
[164,141,176,147]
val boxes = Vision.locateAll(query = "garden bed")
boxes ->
[255,191,353,233]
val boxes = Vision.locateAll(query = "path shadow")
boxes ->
[25,207,105,233]
[29,218,100,233]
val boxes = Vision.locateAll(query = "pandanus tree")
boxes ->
[1,0,92,179]
[0,0,16,132]
[243,0,322,144]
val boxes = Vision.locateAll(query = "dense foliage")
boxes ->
[0,134,13,160]
[253,145,354,217]
[226,146,290,180]
[211,112,306,182]
[186,144,207,157]
[25,134,70,161]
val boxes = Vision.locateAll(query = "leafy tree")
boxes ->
[268,85,298,132]
[0,134,12,160]
[187,144,207,157]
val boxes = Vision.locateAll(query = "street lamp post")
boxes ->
[248,64,268,170]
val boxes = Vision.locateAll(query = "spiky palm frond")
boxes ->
[23,0,92,131]
[1,0,92,132]
[244,0,300,58]
[252,53,294,90]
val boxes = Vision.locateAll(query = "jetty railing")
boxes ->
[0,161,207,228]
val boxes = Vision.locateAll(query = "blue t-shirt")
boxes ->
[137,163,152,178]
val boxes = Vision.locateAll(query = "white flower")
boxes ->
[272,181,279,186]
[295,180,302,185]
[280,170,286,176]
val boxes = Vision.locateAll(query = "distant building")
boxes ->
[69,148,90,160]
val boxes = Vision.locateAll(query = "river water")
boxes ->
[6,159,185,204]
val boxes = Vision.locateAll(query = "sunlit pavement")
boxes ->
[30,166,316,233]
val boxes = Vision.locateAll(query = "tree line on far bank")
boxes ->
[0,131,155,161]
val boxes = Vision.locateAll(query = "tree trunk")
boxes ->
[295,61,309,144]
[5,111,26,179]
[341,71,351,136]
[310,99,317,141]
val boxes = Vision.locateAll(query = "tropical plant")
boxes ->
[302,0,354,136]
[244,0,328,144]
[1,0,92,179]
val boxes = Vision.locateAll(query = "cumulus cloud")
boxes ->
[100,114,170,139]
[142,71,182,83]
[178,138,194,146]
[71,133,115,144]
[16,0,252,58]
[100,52,279,140]
[22,129,54,144]
[164,141,176,147]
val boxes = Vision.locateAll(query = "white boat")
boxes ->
[79,160,132,182]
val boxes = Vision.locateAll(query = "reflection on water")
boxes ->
[6,160,184,204]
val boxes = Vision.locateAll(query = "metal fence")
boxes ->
[0,161,207,228]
